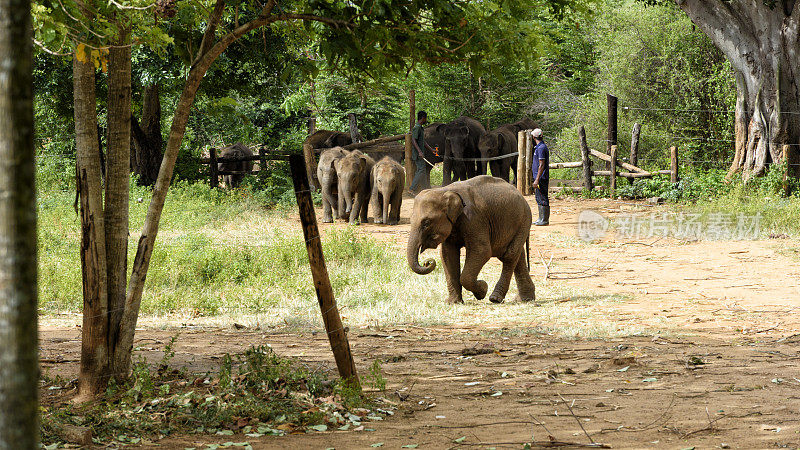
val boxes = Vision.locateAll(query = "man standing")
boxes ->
[410,110,435,194]
[530,128,550,226]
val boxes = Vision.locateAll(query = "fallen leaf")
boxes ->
[617,366,629,372]
[642,377,658,382]
[454,436,467,443]
[371,443,384,448]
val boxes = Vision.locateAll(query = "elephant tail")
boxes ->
[526,236,530,271]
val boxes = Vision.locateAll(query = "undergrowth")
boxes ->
[40,344,388,448]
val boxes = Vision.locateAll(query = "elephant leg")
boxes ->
[489,254,520,304]
[337,184,347,223]
[460,245,490,300]
[511,158,518,185]
[443,157,452,186]
[359,187,370,224]
[513,254,537,303]
[389,188,402,225]
[441,243,463,304]
[372,188,383,224]
[322,195,333,223]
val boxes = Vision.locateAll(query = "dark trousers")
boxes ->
[535,178,549,207]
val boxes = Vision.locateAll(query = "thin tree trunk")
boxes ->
[131,83,162,186]
[105,26,131,377]
[0,0,39,444]
[74,53,110,400]
[115,0,284,375]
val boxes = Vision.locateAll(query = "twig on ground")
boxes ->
[599,394,676,434]
[559,393,596,444]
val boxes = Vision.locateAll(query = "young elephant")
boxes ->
[477,127,518,183]
[371,157,405,225]
[334,150,376,224]
[317,147,349,223]
[407,176,535,304]
[218,142,254,189]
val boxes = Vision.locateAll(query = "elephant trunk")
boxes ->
[407,230,436,275]
[382,185,391,224]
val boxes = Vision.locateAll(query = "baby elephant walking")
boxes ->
[371,157,405,225]
[334,150,376,225]
[407,176,535,304]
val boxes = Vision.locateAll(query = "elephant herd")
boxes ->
[424,116,536,186]
[317,147,406,225]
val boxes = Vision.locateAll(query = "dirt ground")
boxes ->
[40,196,800,449]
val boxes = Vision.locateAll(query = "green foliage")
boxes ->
[366,360,387,391]
[41,345,385,446]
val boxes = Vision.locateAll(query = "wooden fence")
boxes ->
[515,125,679,196]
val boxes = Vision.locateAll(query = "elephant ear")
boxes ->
[497,132,505,148]
[444,191,465,223]
[358,155,369,174]
[460,126,470,135]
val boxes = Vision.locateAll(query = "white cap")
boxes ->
[532,128,543,138]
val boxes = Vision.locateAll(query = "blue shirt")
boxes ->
[531,141,549,180]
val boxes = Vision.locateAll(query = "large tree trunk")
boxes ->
[131,83,163,187]
[105,27,132,379]
[676,0,800,182]
[0,0,39,444]
[73,53,111,400]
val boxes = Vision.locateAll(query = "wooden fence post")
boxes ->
[579,126,594,192]
[307,116,316,136]
[209,148,218,189]
[516,130,526,194]
[409,90,416,131]
[405,133,416,193]
[258,146,267,180]
[607,94,617,171]
[347,112,362,143]
[629,123,640,185]
[525,131,534,195]
[288,154,360,387]
[610,144,618,194]
[670,146,679,183]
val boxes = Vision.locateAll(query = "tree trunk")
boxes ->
[0,0,39,444]
[676,0,800,183]
[105,27,132,379]
[131,83,163,187]
[348,112,363,143]
[114,0,280,376]
[74,53,111,400]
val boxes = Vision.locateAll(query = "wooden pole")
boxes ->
[409,90,416,131]
[670,146,679,183]
[209,147,218,189]
[517,130,526,194]
[288,154,360,386]
[607,94,617,171]
[258,146,267,180]
[307,116,316,136]
[629,123,641,185]
[610,144,618,194]
[302,142,320,191]
[525,131,534,195]
[405,133,416,193]
[579,126,593,192]
[347,112,362,143]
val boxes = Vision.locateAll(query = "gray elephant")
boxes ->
[437,117,485,186]
[335,149,376,224]
[505,117,537,134]
[477,127,518,183]
[371,157,405,225]
[304,129,353,150]
[218,142,253,189]
[407,175,535,304]
[317,147,349,223]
